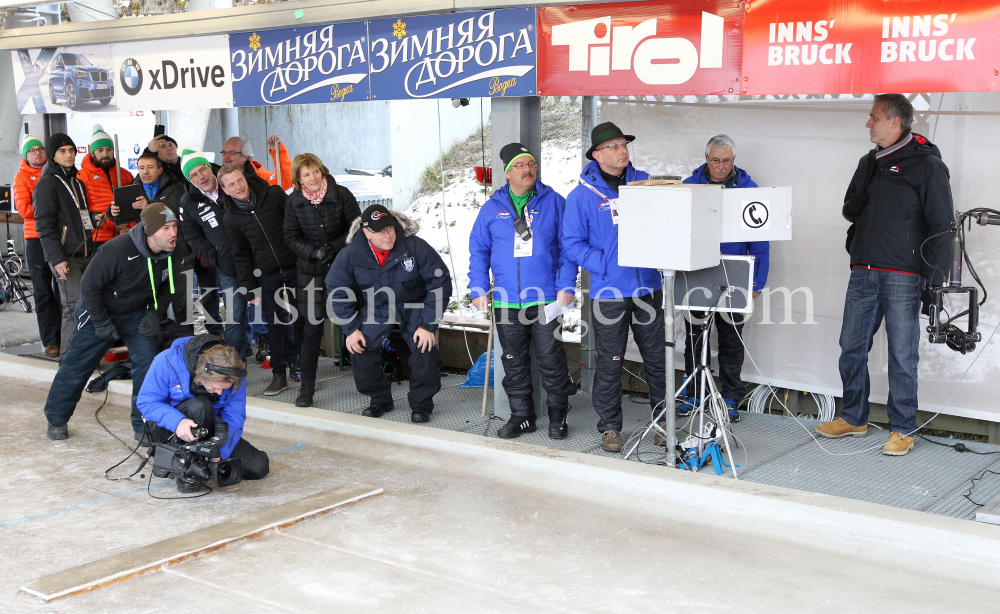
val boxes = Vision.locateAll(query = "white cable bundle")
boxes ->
[748,384,778,414]
[810,392,836,422]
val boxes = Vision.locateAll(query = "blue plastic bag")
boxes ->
[460,350,494,388]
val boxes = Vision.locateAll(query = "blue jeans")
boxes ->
[215,272,247,361]
[838,267,923,433]
[43,301,161,432]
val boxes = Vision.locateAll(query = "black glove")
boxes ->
[93,319,118,342]
[844,192,869,216]
[310,245,330,262]
[138,311,160,337]
[320,244,337,265]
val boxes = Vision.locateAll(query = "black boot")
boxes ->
[548,407,568,439]
[363,402,394,418]
[295,381,315,407]
[498,415,537,439]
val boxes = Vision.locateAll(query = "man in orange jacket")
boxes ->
[13,134,61,356]
[221,135,292,191]
[78,125,134,248]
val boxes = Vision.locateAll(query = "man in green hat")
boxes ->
[560,122,666,453]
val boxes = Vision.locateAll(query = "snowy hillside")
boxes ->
[402,99,585,341]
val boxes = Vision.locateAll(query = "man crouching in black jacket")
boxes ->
[220,165,303,397]
[44,203,180,442]
[326,205,452,423]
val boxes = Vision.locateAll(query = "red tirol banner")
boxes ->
[536,1,744,96]
[742,0,1000,94]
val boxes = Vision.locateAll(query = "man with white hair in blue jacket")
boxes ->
[469,142,578,440]
[561,122,665,453]
[680,134,769,422]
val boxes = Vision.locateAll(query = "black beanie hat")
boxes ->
[46,133,77,161]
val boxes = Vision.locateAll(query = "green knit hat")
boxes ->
[90,124,113,152]
[180,148,211,181]
[21,134,43,160]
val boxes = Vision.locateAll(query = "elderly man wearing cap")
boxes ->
[561,122,665,453]
[42,202,179,442]
[178,149,248,358]
[469,143,578,439]
[326,205,452,423]
[33,133,97,357]
[79,124,133,248]
[14,134,62,357]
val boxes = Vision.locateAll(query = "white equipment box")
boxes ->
[618,184,793,272]
[721,186,793,243]
[617,185,722,272]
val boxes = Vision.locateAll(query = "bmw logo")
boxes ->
[119,58,142,96]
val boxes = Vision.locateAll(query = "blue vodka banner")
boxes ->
[229,20,370,106]
[367,8,536,100]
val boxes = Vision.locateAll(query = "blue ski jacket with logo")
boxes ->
[469,180,577,304]
[560,161,661,298]
[137,336,246,460]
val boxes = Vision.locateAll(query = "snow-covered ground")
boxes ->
[402,136,586,341]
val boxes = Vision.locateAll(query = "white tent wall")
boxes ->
[237,101,391,183]
[601,93,1000,422]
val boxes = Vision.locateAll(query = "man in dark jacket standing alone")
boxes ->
[469,143,577,439]
[284,153,361,407]
[43,203,179,441]
[33,133,96,357]
[817,94,954,456]
[220,165,302,396]
[326,206,452,423]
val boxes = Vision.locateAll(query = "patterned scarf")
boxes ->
[302,178,328,205]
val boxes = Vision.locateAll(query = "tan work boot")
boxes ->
[816,417,868,439]
[602,430,623,453]
[882,432,915,456]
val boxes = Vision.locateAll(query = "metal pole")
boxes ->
[663,270,676,466]
[579,96,598,393]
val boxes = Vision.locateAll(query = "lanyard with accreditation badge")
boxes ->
[506,194,534,258]
[581,180,619,225]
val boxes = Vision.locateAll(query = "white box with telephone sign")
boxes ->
[721,186,793,243]
[617,184,793,272]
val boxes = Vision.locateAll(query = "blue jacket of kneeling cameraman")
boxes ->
[137,336,247,459]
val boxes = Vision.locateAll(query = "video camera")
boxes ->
[925,209,998,355]
[151,432,242,493]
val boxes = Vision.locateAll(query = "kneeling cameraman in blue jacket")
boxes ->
[137,334,269,491]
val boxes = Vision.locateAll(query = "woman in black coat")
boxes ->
[283,153,362,406]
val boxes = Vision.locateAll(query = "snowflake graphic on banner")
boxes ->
[392,19,406,40]
[249,33,261,51]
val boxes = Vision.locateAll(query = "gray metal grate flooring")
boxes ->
[9,336,999,523]
[243,356,1000,523]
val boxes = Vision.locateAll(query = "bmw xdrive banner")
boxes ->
[11,45,117,114]
[112,35,233,111]
[230,21,371,106]
[367,8,537,100]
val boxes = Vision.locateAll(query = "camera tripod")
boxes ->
[624,288,739,478]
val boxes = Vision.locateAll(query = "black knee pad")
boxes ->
[242,451,270,480]
[175,395,216,429]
